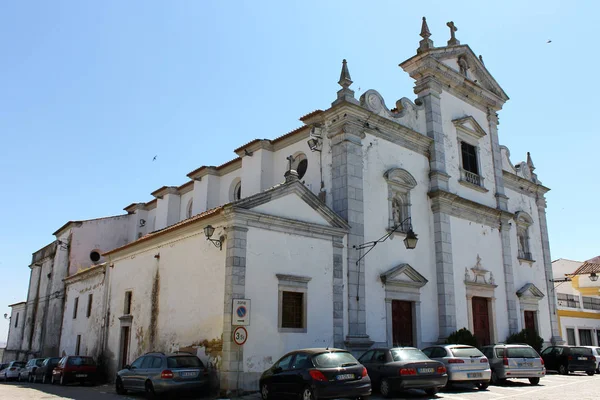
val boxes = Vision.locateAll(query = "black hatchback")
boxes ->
[259,348,371,400]
[541,346,596,375]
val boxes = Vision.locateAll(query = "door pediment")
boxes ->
[380,264,428,288]
[516,283,545,300]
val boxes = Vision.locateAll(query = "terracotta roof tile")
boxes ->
[571,262,600,276]
[299,109,324,121]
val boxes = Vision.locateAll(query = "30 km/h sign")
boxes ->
[232,326,248,346]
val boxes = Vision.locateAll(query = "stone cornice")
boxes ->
[323,103,432,156]
[151,186,179,199]
[428,189,514,228]
[503,170,550,197]
[63,263,106,285]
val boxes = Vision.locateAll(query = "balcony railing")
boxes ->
[518,250,534,261]
[460,168,484,188]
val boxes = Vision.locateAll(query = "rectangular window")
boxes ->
[75,335,81,356]
[87,294,93,318]
[124,291,132,315]
[582,296,600,311]
[557,293,579,308]
[73,297,79,319]
[461,141,479,175]
[281,291,304,329]
[566,328,576,345]
[579,329,593,346]
[14,312,19,328]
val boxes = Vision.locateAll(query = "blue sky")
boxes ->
[0,1,598,343]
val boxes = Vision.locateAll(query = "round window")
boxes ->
[90,251,101,263]
[296,159,308,179]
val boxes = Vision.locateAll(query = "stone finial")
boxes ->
[284,169,299,183]
[446,21,460,46]
[417,17,434,54]
[527,152,535,172]
[479,55,484,65]
[332,59,359,106]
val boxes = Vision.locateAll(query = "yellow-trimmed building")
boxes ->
[552,258,600,346]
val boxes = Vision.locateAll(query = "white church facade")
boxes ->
[5,18,561,394]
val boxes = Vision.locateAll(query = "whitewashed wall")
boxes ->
[243,227,335,375]
[6,303,26,352]
[560,316,600,346]
[105,226,226,377]
[59,268,107,359]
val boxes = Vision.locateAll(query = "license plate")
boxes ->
[181,371,196,377]
[467,372,483,378]
[518,363,533,367]
[336,374,354,380]
[75,374,87,378]
[578,357,587,360]
[418,368,434,374]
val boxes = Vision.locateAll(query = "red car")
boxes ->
[52,356,97,385]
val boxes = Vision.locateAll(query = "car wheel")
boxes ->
[490,371,505,385]
[300,386,316,400]
[559,364,568,375]
[379,378,391,398]
[477,382,489,390]
[425,387,440,396]
[260,382,270,400]
[145,380,156,399]
[586,371,595,376]
[42,375,47,384]
[17,374,22,382]
[60,374,66,386]
[529,377,540,385]
[116,378,127,395]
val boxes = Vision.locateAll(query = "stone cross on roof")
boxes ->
[447,21,460,46]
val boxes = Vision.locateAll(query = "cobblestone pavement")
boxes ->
[1,372,599,399]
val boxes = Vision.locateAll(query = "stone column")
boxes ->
[537,196,563,344]
[500,218,519,334]
[328,122,372,352]
[220,225,248,395]
[416,78,456,341]
[332,237,345,349]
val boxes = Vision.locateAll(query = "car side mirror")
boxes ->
[273,367,282,374]
[124,365,131,370]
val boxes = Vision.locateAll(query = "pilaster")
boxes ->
[536,196,563,344]
[487,110,509,210]
[332,237,345,349]
[220,225,248,395]
[328,121,372,351]
[500,218,519,334]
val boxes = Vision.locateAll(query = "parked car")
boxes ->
[481,344,545,385]
[259,348,371,400]
[0,361,26,381]
[115,352,210,397]
[580,346,600,373]
[0,363,9,378]
[32,357,61,383]
[421,344,490,389]
[540,345,596,375]
[51,356,97,385]
[359,347,447,398]
[18,358,45,382]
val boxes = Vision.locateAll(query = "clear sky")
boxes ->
[1,1,598,343]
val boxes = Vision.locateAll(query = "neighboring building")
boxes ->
[4,302,26,361]
[552,258,600,346]
[6,18,562,394]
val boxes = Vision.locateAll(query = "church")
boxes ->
[4,18,561,394]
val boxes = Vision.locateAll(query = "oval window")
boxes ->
[90,251,101,263]
[296,159,308,179]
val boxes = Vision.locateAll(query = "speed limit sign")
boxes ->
[233,326,248,346]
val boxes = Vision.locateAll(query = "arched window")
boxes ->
[291,153,308,180]
[230,178,242,202]
[186,199,194,219]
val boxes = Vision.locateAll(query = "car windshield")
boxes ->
[571,347,593,356]
[67,357,95,366]
[35,359,44,366]
[506,347,539,358]
[167,356,203,368]
[12,362,25,368]
[50,358,61,365]
[451,347,484,358]
[392,349,430,362]
[312,351,358,368]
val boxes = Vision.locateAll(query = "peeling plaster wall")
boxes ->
[440,91,496,208]
[360,132,437,345]
[59,269,107,359]
[105,228,226,379]
[69,216,132,276]
[450,218,508,340]
[243,227,334,382]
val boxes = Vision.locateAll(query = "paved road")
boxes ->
[1,372,599,399]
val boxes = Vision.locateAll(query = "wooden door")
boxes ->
[524,311,536,333]
[392,300,413,347]
[120,326,130,369]
[472,297,491,346]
